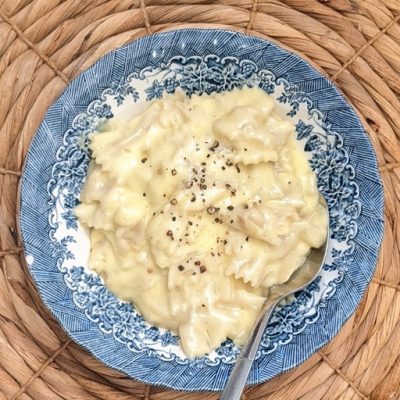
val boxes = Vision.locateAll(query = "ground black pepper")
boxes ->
[209,141,219,151]
[207,206,217,214]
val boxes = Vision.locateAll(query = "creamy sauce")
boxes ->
[75,87,328,358]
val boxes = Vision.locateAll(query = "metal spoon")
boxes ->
[220,196,329,400]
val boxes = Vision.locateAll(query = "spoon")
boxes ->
[220,195,329,400]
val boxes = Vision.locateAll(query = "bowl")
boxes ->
[19,28,384,391]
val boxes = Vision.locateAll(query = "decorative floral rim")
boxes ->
[19,29,384,391]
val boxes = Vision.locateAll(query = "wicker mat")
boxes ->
[0,0,400,399]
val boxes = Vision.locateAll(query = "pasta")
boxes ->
[75,87,328,358]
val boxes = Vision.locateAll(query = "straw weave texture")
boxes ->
[0,0,399,399]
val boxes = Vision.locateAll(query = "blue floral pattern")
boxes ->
[20,29,384,391]
[107,79,139,105]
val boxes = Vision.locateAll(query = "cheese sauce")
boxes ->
[75,87,327,358]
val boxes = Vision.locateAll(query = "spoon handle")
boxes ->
[220,301,278,400]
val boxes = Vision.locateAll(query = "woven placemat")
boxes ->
[1,0,399,399]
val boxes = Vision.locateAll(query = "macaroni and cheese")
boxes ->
[75,87,328,357]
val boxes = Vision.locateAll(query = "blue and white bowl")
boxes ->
[19,29,384,391]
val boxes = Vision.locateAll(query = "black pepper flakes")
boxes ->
[199,265,206,273]
[188,221,193,226]
[142,193,146,197]
[235,164,241,173]
[191,195,196,202]
[166,230,173,240]
[171,168,177,176]
[178,265,184,271]
[185,180,193,188]
[170,198,177,205]
[226,160,233,167]
[244,204,249,209]
[141,157,147,163]
[209,141,219,151]
[207,206,217,215]
[201,162,206,166]
[227,205,234,211]
[221,166,226,171]
[200,184,207,190]
[195,261,201,266]
[172,216,176,222]
[245,236,249,242]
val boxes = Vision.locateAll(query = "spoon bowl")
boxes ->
[220,195,330,400]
